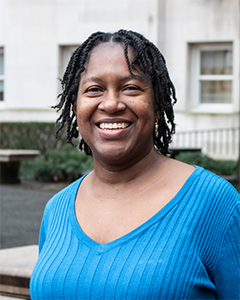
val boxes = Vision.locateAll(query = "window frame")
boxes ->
[0,47,4,102]
[189,42,234,113]
[58,45,80,94]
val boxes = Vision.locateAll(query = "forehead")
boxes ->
[79,41,153,90]
[85,41,134,72]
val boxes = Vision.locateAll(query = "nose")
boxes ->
[98,91,126,114]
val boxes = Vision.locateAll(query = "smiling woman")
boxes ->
[74,42,157,166]
[30,30,240,300]
[54,30,176,157]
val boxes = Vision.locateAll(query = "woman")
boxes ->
[30,30,239,299]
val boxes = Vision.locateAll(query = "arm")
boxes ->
[215,205,240,300]
[38,217,46,255]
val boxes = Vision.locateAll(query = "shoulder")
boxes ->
[193,166,239,198]
[39,174,88,239]
[169,159,239,207]
[43,174,87,219]
[188,166,240,225]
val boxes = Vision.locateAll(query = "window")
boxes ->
[198,46,233,104]
[58,45,80,80]
[58,45,80,95]
[189,43,233,111]
[0,48,4,101]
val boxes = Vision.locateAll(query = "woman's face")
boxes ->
[74,41,159,166]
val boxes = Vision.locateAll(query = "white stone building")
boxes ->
[0,0,239,159]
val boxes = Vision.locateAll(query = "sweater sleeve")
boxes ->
[214,204,240,300]
[38,216,46,255]
[38,198,52,255]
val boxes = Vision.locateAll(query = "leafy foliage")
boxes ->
[0,122,77,154]
[20,144,94,182]
[175,151,237,176]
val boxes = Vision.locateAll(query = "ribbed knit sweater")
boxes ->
[30,166,240,300]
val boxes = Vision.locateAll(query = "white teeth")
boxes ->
[99,123,129,130]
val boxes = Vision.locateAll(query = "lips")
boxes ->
[98,122,130,130]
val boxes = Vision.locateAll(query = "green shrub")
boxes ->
[20,144,94,182]
[175,151,238,176]
[1,122,90,182]
[0,122,77,154]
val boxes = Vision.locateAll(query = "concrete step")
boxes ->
[0,245,38,299]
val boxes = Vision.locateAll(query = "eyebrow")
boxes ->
[81,74,147,85]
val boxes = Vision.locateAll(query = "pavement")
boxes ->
[0,180,68,298]
[1,180,68,249]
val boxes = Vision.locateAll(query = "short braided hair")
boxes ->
[54,29,177,156]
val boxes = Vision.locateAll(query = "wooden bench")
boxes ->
[0,150,40,184]
[0,245,38,299]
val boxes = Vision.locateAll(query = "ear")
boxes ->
[71,96,77,115]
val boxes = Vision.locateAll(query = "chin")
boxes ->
[92,146,132,164]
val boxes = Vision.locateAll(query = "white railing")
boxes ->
[171,127,240,160]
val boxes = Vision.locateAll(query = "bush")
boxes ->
[0,122,78,154]
[1,122,91,182]
[175,151,238,176]
[20,144,94,182]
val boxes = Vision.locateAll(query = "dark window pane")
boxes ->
[0,80,3,101]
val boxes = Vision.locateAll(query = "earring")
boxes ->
[155,120,159,137]
[76,126,79,131]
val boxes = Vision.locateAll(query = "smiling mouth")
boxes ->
[98,122,131,130]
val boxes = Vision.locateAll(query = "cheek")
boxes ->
[76,98,92,120]
[137,99,155,120]
[76,100,97,137]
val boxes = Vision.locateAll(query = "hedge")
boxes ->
[0,122,77,153]
[175,151,238,176]
[0,122,95,182]
[20,144,94,182]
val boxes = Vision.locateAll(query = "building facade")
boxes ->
[0,0,239,159]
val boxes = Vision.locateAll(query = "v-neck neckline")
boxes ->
[69,166,203,253]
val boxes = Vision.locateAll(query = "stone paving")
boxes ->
[0,180,68,298]
[1,180,68,249]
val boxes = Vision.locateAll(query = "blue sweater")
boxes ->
[30,166,240,300]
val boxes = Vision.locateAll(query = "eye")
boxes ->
[123,85,140,91]
[84,86,104,97]
[122,85,142,96]
[86,87,102,93]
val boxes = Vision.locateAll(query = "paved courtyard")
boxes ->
[1,180,68,249]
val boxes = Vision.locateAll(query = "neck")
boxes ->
[91,147,166,186]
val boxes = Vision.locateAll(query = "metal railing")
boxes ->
[171,127,239,160]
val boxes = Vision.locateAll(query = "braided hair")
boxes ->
[54,29,177,156]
